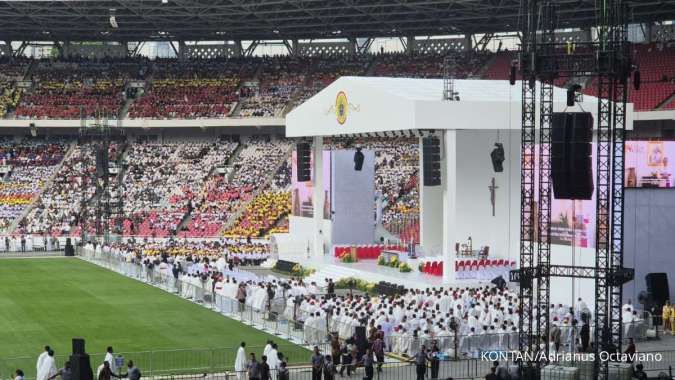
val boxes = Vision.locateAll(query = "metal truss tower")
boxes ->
[511,1,634,379]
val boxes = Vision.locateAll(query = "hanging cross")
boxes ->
[489,177,499,217]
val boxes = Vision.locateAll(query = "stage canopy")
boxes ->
[286,76,634,137]
[286,76,634,287]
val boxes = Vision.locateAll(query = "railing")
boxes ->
[78,247,654,357]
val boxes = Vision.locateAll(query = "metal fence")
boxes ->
[78,247,654,352]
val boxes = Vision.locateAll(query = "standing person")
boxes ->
[37,349,57,380]
[104,347,117,375]
[363,348,375,380]
[339,342,352,377]
[260,356,270,380]
[247,353,261,380]
[414,345,429,380]
[98,361,120,380]
[21,235,26,252]
[580,316,590,352]
[323,355,335,380]
[277,362,289,380]
[430,341,441,380]
[327,279,335,297]
[663,301,671,334]
[37,346,51,376]
[373,333,385,373]
[485,367,499,380]
[311,346,324,380]
[15,369,24,380]
[47,361,71,380]
[237,283,247,312]
[122,361,141,380]
[234,342,247,380]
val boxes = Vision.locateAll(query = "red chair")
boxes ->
[430,261,439,276]
[424,261,432,274]
[438,262,444,276]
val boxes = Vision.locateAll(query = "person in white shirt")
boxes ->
[36,349,56,380]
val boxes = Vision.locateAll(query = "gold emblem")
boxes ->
[326,91,359,125]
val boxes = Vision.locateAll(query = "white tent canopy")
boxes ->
[286,76,632,137]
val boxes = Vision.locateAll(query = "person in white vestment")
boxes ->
[104,346,117,375]
[267,344,280,380]
[234,342,247,380]
[36,349,56,380]
[36,346,50,378]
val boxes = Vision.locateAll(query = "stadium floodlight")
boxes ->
[162,0,168,3]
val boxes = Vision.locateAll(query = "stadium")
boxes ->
[0,0,675,379]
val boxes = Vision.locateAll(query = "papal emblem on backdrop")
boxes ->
[335,91,348,124]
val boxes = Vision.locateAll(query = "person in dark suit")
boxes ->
[485,367,499,380]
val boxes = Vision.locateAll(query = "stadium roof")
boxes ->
[0,0,674,42]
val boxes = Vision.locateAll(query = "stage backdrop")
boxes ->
[331,149,375,245]
[291,150,331,219]
[625,140,674,189]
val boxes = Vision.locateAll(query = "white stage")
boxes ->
[279,253,488,290]
[278,76,634,307]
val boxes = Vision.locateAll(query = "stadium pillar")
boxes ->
[406,36,415,56]
[311,136,325,258]
[419,136,443,257]
[464,34,473,52]
[442,130,457,283]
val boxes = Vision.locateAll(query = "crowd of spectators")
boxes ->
[0,137,67,231]
[295,56,370,104]
[237,57,311,117]
[121,137,238,237]
[15,58,144,119]
[128,58,256,119]
[0,57,29,118]
[184,136,291,238]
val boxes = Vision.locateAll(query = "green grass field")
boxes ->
[0,258,306,378]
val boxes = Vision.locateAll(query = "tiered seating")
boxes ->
[123,137,238,237]
[223,191,291,237]
[296,56,369,103]
[238,57,310,117]
[15,58,140,119]
[584,43,675,111]
[374,52,488,79]
[0,57,29,118]
[128,58,255,119]
[481,51,518,80]
[0,138,67,231]
[183,137,290,238]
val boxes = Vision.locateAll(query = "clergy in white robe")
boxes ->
[36,350,56,380]
[36,347,50,378]
[267,345,280,380]
[234,343,247,380]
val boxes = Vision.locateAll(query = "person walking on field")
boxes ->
[235,342,247,380]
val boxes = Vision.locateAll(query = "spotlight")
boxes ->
[354,147,364,171]
[490,143,505,172]
[633,68,641,91]
[566,84,582,107]
[109,9,118,28]
[509,60,517,85]
[29,122,37,137]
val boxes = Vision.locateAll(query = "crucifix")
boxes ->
[488,177,499,217]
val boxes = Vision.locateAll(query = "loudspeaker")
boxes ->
[646,273,670,308]
[70,338,93,380]
[95,148,108,178]
[353,148,364,171]
[509,64,516,85]
[296,142,311,182]
[551,112,593,200]
[73,338,85,355]
[490,143,505,172]
[65,238,74,256]
[633,70,641,91]
[422,136,441,186]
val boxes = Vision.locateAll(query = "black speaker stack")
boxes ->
[646,273,670,310]
[551,112,594,200]
[422,136,441,186]
[296,142,311,182]
[354,326,368,358]
[70,338,93,380]
[64,238,74,257]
